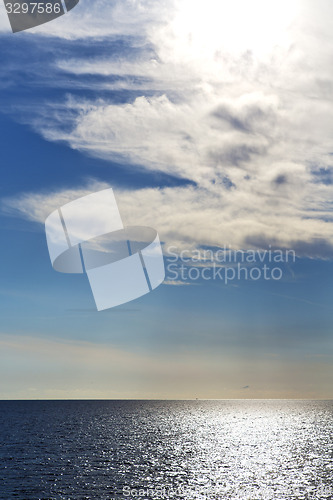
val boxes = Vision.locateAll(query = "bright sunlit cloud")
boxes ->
[167,0,299,60]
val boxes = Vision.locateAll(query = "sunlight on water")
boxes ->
[140,400,333,499]
[0,400,332,499]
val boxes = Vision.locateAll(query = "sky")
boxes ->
[1,0,333,399]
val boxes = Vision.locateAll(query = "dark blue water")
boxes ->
[0,400,333,499]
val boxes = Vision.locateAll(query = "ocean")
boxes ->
[0,400,332,499]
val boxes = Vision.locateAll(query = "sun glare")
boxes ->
[171,0,299,59]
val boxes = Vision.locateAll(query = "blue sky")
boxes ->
[1,0,333,399]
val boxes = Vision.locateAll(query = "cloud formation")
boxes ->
[3,0,333,257]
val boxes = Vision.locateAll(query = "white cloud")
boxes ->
[3,0,333,257]
[163,280,194,286]
[3,178,333,258]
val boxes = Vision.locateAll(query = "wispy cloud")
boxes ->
[4,179,333,258]
[163,280,194,286]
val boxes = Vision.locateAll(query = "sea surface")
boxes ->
[0,400,332,500]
